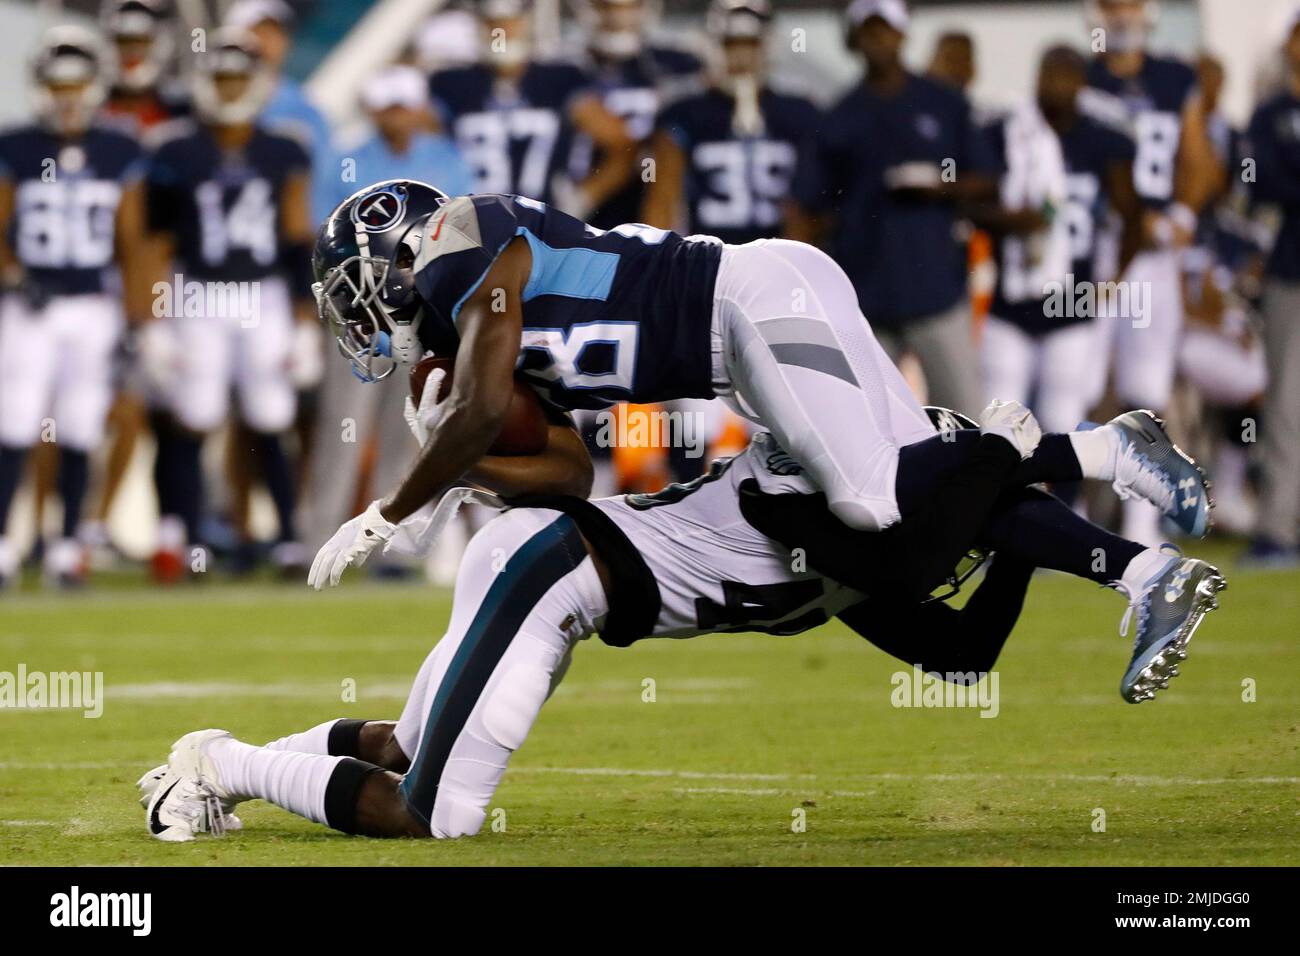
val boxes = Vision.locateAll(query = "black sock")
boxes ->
[323,757,385,835]
[57,448,89,539]
[0,445,28,535]
[895,431,1084,515]
[249,431,297,542]
[1011,434,1084,486]
[980,487,1145,585]
[326,718,369,758]
[170,432,204,546]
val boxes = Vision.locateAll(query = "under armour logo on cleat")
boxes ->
[1164,562,1194,603]
[1178,477,1199,509]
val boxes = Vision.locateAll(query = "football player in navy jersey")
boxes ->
[1081,0,1222,544]
[306,180,1213,585]
[568,0,704,229]
[976,47,1142,452]
[0,26,150,588]
[140,29,315,579]
[428,0,633,213]
[641,0,816,245]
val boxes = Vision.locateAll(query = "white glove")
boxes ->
[289,320,325,389]
[403,366,447,448]
[308,501,397,589]
[979,399,1042,460]
[138,320,180,393]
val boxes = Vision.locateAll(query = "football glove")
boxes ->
[403,365,447,448]
[308,500,397,589]
[979,398,1042,460]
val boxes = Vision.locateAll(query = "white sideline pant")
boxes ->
[167,277,295,433]
[980,316,1100,434]
[0,293,121,451]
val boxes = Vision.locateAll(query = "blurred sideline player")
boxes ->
[0,26,149,588]
[569,0,703,230]
[642,0,815,248]
[143,402,1227,840]
[1081,0,1223,544]
[428,0,634,213]
[140,29,315,579]
[975,47,1141,469]
[82,0,187,566]
[789,0,996,417]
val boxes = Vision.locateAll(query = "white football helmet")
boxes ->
[31,25,107,137]
[190,27,273,126]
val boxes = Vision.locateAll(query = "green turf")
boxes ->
[1,540,1296,866]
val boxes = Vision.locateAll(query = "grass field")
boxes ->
[1,539,1296,866]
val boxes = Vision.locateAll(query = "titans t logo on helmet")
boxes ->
[350,185,412,234]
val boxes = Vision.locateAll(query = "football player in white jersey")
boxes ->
[1081,0,1223,544]
[141,399,1226,842]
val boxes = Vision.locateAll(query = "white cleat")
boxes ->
[144,729,240,842]
[137,761,243,831]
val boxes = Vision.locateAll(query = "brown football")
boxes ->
[409,355,549,456]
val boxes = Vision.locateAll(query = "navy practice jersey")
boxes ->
[0,123,144,296]
[657,87,817,245]
[794,73,997,326]
[1245,92,1300,281]
[411,193,721,409]
[430,62,593,206]
[986,113,1136,333]
[1085,54,1196,210]
[145,120,309,281]
[575,46,703,230]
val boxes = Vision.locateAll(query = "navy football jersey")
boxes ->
[430,62,594,205]
[145,120,310,281]
[574,46,704,230]
[657,87,817,245]
[0,123,144,296]
[1085,54,1196,209]
[411,193,721,409]
[986,113,1136,333]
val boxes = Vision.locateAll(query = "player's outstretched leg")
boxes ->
[979,488,1226,703]
[895,412,1212,537]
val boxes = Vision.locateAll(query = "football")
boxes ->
[409,355,549,456]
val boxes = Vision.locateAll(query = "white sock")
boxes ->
[207,737,342,825]
[1118,546,1175,596]
[1069,425,1119,481]
[263,719,340,754]
[1121,497,1164,549]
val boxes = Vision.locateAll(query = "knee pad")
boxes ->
[479,654,554,753]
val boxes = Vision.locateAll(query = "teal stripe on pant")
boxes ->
[399,515,586,823]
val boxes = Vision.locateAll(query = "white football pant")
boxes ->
[0,293,121,451]
[394,507,604,838]
[167,276,295,433]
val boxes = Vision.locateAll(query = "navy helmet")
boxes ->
[311,179,449,382]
